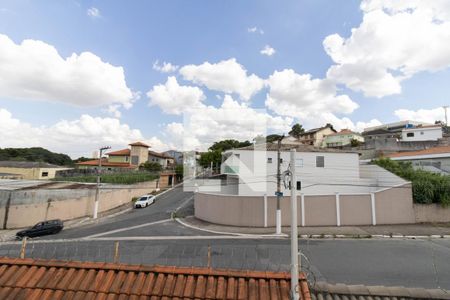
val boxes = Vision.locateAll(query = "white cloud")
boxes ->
[147,76,205,115]
[324,0,450,98]
[248,27,264,34]
[394,107,447,124]
[0,108,170,158]
[167,95,293,151]
[260,45,276,56]
[264,69,377,131]
[87,7,100,18]
[152,60,179,73]
[179,58,265,101]
[0,34,134,110]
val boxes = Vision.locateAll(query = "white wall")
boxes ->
[401,127,442,141]
[223,149,361,196]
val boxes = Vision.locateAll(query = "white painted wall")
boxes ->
[223,149,363,196]
[401,127,442,141]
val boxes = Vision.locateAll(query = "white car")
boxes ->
[134,195,156,208]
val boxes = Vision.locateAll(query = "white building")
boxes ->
[401,125,443,142]
[220,144,406,196]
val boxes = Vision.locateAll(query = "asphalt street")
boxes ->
[1,185,450,290]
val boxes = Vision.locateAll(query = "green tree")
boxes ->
[288,124,305,138]
[140,161,162,172]
[0,147,72,165]
[175,164,184,180]
[199,150,222,168]
[209,139,251,152]
[266,134,283,143]
[350,138,361,147]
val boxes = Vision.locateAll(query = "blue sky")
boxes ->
[0,0,449,157]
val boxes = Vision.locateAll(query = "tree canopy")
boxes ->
[199,149,222,168]
[288,123,305,138]
[209,139,251,152]
[0,147,72,166]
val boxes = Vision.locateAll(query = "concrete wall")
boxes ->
[195,183,416,227]
[414,204,450,223]
[0,180,157,229]
[0,167,70,180]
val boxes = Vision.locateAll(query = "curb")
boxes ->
[175,218,450,240]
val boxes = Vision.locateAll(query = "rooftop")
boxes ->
[363,120,430,133]
[0,161,66,168]
[149,150,173,159]
[233,143,357,153]
[386,146,450,158]
[76,159,136,168]
[129,141,150,147]
[0,257,311,300]
[301,124,336,135]
[326,129,360,136]
[106,149,131,156]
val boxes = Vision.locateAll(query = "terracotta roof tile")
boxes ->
[0,257,311,300]
[106,149,131,156]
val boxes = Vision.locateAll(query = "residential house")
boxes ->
[164,150,183,164]
[0,161,72,180]
[148,151,175,169]
[299,124,337,147]
[220,143,405,196]
[362,120,430,142]
[401,124,443,141]
[386,145,450,174]
[322,129,364,148]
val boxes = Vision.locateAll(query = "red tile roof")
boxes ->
[149,150,173,159]
[386,145,450,158]
[129,141,150,147]
[0,257,311,300]
[106,149,131,156]
[75,159,135,168]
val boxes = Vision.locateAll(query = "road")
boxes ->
[1,185,450,290]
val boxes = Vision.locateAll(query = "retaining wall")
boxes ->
[195,183,417,227]
[0,180,157,229]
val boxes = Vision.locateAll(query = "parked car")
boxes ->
[16,219,64,239]
[134,194,156,208]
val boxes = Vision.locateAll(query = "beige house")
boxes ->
[0,161,71,180]
[322,129,364,148]
[282,124,337,147]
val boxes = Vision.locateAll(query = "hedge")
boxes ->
[374,158,450,206]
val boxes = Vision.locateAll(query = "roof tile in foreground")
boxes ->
[0,257,311,300]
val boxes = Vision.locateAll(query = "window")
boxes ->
[279,158,283,163]
[296,181,301,190]
[406,132,414,137]
[420,131,424,135]
[316,156,325,168]
[41,172,48,177]
[267,157,272,163]
[125,156,129,162]
[131,156,139,165]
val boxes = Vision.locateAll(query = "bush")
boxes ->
[374,158,450,206]
[54,172,158,185]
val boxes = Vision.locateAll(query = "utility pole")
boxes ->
[290,148,299,300]
[93,146,110,219]
[276,135,284,234]
[443,105,449,127]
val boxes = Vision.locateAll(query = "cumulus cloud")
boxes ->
[260,45,276,56]
[179,58,265,101]
[87,7,101,18]
[0,108,170,157]
[324,0,450,98]
[152,60,179,73]
[264,69,377,131]
[394,107,447,124]
[165,95,293,151]
[248,27,264,34]
[0,34,134,110]
[147,76,205,115]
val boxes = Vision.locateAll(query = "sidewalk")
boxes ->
[180,216,450,238]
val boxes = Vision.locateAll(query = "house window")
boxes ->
[420,131,424,135]
[406,132,414,137]
[316,156,325,168]
[296,181,301,191]
[125,156,129,162]
[131,156,139,165]
[279,158,283,163]
[41,172,48,177]
[267,157,272,163]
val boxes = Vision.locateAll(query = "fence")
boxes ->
[195,183,416,227]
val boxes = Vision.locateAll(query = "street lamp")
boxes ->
[93,146,111,219]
